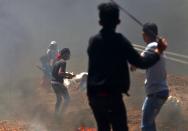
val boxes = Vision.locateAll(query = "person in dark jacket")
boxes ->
[51,48,75,115]
[87,2,167,131]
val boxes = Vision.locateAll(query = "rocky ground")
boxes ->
[0,72,188,131]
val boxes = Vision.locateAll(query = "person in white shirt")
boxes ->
[131,23,169,131]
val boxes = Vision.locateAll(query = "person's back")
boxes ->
[87,29,131,95]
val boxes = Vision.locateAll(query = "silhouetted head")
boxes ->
[98,2,120,29]
[60,48,70,60]
[142,23,158,43]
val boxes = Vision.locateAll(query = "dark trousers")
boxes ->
[52,83,70,114]
[88,94,128,131]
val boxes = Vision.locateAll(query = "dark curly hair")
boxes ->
[60,48,70,60]
[143,23,158,40]
[98,2,120,27]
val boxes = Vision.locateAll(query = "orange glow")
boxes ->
[78,127,97,131]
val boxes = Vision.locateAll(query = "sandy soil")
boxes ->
[0,73,188,131]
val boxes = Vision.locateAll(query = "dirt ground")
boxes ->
[0,72,188,131]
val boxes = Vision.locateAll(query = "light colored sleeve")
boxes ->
[142,43,158,56]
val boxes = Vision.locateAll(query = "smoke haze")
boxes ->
[0,0,188,130]
[0,0,188,77]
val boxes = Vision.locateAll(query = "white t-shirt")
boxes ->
[142,42,169,95]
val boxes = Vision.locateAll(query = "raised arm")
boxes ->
[120,35,167,69]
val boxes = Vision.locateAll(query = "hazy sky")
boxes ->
[0,0,188,82]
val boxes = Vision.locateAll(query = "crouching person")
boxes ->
[51,48,75,115]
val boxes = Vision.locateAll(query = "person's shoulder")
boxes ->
[88,33,103,51]
[55,59,65,65]
[89,32,102,43]
[59,59,66,63]
[116,32,130,43]
[147,42,158,48]
[115,32,132,48]
[145,42,158,51]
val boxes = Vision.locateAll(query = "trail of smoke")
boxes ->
[165,56,188,65]
[134,47,188,65]
[28,119,48,131]
[133,44,145,49]
[134,47,143,52]
[165,51,188,59]
[134,44,188,59]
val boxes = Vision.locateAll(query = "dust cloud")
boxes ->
[0,0,188,130]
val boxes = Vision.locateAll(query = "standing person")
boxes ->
[39,41,58,88]
[46,40,59,67]
[51,48,75,115]
[138,23,169,131]
[39,54,52,87]
[87,2,167,131]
